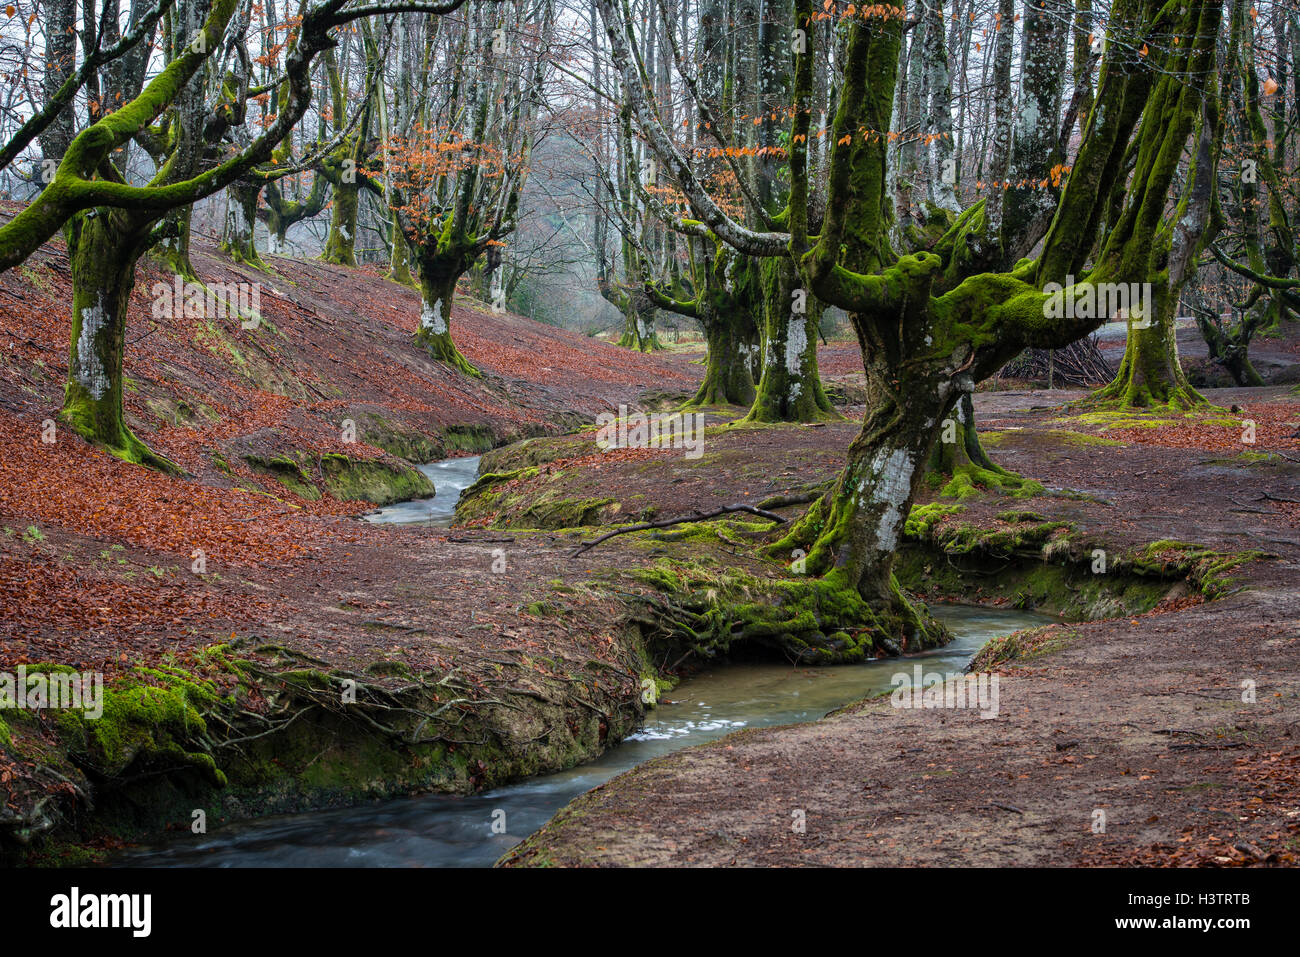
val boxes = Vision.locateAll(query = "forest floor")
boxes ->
[2,219,1299,865]
[501,384,1300,867]
[0,223,702,858]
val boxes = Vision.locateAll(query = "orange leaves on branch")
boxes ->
[381,125,511,232]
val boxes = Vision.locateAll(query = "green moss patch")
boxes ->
[937,462,1046,500]
[318,453,433,505]
[626,558,947,665]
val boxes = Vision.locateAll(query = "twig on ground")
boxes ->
[569,503,787,557]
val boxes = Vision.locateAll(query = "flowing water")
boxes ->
[362,455,482,526]
[115,604,1051,868]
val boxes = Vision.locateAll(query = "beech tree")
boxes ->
[1195,0,1297,385]
[383,0,554,375]
[606,0,836,418]
[597,0,1226,654]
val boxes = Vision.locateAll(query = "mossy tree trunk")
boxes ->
[611,277,664,352]
[264,171,330,256]
[1195,307,1267,386]
[266,209,289,255]
[152,206,198,280]
[617,303,664,352]
[387,211,414,285]
[221,180,264,268]
[1089,293,1203,409]
[690,305,757,406]
[321,176,360,267]
[746,256,833,422]
[928,393,999,474]
[770,344,955,646]
[63,209,179,471]
[415,258,479,377]
[594,0,1221,654]
[780,0,1217,631]
[925,391,1037,495]
[642,242,759,405]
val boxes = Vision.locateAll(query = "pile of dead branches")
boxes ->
[997,333,1113,387]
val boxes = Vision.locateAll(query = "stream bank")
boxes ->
[110,605,1052,866]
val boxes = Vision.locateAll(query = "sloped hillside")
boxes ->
[0,210,696,495]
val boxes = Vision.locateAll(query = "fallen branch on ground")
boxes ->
[569,503,787,557]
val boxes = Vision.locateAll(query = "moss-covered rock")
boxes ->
[318,453,434,505]
[243,453,321,500]
[243,450,434,505]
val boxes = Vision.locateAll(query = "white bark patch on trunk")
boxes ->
[228,203,248,239]
[421,298,447,335]
[861,447,916,552]
[269,235,284,255]
[1017,98,1040,141]
[785,317,807,399]
[74,294,110,400]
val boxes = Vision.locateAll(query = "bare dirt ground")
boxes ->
[501,386,1300,868]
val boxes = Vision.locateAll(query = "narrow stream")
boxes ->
[115,604,1051,867]
[362,455,482,526]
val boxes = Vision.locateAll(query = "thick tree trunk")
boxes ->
[388,212,414,285]
[746,257,833,422]
[925,391,1038,496]
[266,209,289,255]
[321,181,359,266]
[1089,284,1202,409]
[770,346,951,650]
[689,307,756,407]
[152,207,197,280]
[617,303,664,351]
[415,268,479,377]
[221,182,264,267]
[1216,343,1266,388]
[1196,311,1267,387]
[929,393,998,472]
[63,211,178,471]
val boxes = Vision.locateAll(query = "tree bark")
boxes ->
[769,344,953,648]
[690,306,757,406]
[63,209,179,471]
[415,264,478,376]
[221,181,264,267]
[746,256,833,422]
[1091,299,1202,409]
[321,178,360,266]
